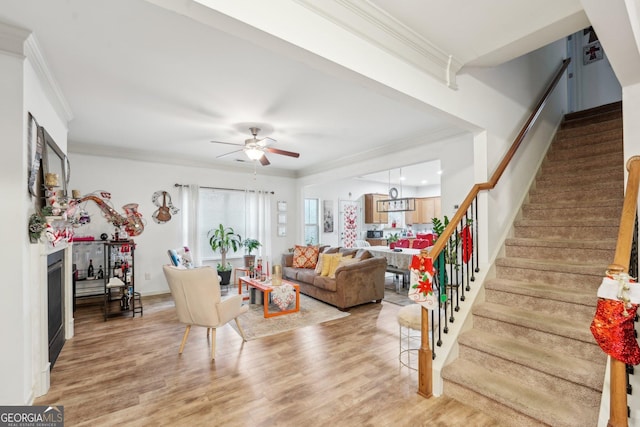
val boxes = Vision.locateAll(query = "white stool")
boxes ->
[397,304,441,370]
[397,304,422,370]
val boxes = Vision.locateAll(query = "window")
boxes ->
[190,187,272,264]
[198,189,246,260]
[304,198,319,245]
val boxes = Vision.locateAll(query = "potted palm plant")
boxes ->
[207,224,242,285]
[242,238,261,268]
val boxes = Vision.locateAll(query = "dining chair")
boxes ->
[396,239,410,248]
[411,239,430,249]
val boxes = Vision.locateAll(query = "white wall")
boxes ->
[568,29,622,112]
[0,29,69,404]
[69,154,297,295]
[0,43,30,407]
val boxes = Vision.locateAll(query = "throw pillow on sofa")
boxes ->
[320,253,343,276]
[329,256,358,278]
[293,245,320,268]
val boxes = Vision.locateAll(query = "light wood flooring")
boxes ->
[35,286,502,426]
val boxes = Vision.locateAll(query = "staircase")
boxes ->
[441,102,624,426]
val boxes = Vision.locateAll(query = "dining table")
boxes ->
[366,245,425,270]
[366,246,432,291]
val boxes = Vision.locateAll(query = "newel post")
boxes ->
[417,306,432,398]
[607,156,640,427]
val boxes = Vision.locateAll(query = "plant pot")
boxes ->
[217,269,232,286]
[244,255,256,268]
[389,242,396,249]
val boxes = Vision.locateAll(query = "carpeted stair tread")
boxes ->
[524,197,622,210]
[484,277,597,307]
[535,169,623,188]
[521,204,621,221]
[554,125,622,144]
[504,237,616,250]
[442,359,595,427]
[529,179,621,195]
[484,277,599,322]
[513,220,619,240]
[495,256,605,276]
[563,101,620,119]
[514,217,618,227]
[472,302,594,344]
[504,237,616,263]
[546,139,622,161]
[555,123,622,139]
[541,151,622,171]
[527,191,622,205]
[458,330,604,389]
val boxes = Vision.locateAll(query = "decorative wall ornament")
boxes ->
[151,190,179,224]
[70,191,145,236]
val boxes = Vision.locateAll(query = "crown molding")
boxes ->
[68,141,298,179]
[24,34,74,123]
[0,21,73,123]
[0,20,30,57]
[294,0,462,89]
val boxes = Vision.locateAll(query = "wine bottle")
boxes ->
[87,259,94,277]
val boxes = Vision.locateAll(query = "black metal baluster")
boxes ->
[474,196,480,274]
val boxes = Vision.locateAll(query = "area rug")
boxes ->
[230,294,350,341]
[384,288,412,306]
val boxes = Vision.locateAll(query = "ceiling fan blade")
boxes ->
[216,149,243,159]
[259,154,270,166]
[264,147,300,158]
[211,140,243,147]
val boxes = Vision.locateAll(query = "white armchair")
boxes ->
[162,265,248,360]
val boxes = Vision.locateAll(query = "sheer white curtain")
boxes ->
[180,184,202,266]
[245,189,272,264]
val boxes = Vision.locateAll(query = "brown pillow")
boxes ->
[355,249,373,260]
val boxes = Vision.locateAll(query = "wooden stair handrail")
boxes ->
[428,58,571,261]
[418,58,571,398]
[607,155,640,427]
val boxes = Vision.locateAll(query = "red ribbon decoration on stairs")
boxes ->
[461,225,472,264]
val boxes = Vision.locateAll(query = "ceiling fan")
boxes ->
[212,127,300,166]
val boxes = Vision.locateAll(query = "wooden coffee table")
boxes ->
[239,276,300,318]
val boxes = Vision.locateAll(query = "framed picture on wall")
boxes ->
[323,200,334,233]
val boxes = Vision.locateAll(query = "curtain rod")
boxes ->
[174,183,274,194]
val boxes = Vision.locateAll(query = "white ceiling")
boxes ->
[0,0,588,186]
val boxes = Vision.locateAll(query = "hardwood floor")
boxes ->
[35,289,502,426]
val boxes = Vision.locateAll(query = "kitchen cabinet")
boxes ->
[364,193,389,224]
[405,197,441,224]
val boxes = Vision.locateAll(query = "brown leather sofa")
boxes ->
[281,247,387,310]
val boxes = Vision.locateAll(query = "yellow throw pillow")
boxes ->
[329,256,358,278]
[314,253,325,274]
[321,253,342,276]
[292,245,319,268]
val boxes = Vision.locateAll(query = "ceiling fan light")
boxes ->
[245,147,263,160]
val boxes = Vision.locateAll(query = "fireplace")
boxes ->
[47,250,65,369]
